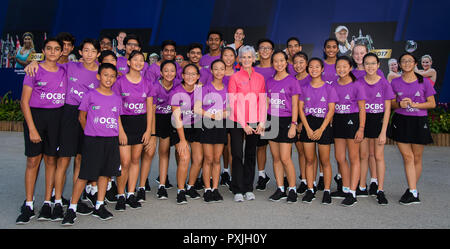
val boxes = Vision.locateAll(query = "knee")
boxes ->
[204,155,214,165]
[402,152,415,165]
[280,156,292,166]
[26,157,41,170]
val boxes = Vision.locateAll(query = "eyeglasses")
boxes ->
[259,47,273,51]
[401,60,415,64]
[126,43,139,47]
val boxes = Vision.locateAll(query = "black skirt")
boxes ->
[170,122,203,145]
[365,113,384,139]
[155,113,174,139]
[332,113,360,139]
[389,113,433,145]
[266,115,297,143]
[200,119,228,144]
[300,115,333,145]
[121,114,147,145]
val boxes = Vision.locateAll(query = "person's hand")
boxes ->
[306,127,315,140]
[243,125,255,135]
[378,132,386,145]
[400,98,412,108]
[141,130,151,145]
[119,130,128,146]
[288,125,296,139]
[177,139,190,157]
[24,61,39,77]
[144,136,157,152]
[29,128,42,143]
[410,102,420,108]
[354,128,364,143]
[255,123,265,136]
[312,128,324,141]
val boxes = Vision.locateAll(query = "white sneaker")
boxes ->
[234,194,244,202]
[244,192,255,201]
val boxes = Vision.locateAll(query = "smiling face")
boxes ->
[211,61,225,80]
[188,47,202,64]
[207,34,222,52]
[352,45,367,66]
[125,39,140,56]
[42,41,63,62]
[127,53,145,72]
[234,28,245,42]
[308,60,323,78]
[222,49,236,67]
[363,56,380,76]
[324,40,338,59]
[161,63,176,82]
[182,65,200,86]
[62,40,74,57]
[335,30,348,44]
[336,59,352,78]
[23,36,33,48]
[400,54,416,73]
[293,55,307,74]
[240,51,255,70]
[97,68,117,89]
[258,41,273,61]
[272,52,287,73]
[287,40,301,58]
[100,38,112,51]
[117,32,126,45]
[389,60,398,73]
[421,57,432,70]
[79,43,99,64]
[162,45,176,61]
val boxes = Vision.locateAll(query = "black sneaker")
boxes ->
[51,203,64,221]
[186,188,201,199]
[255,175,270,191]
[212,189,223,203]
[177,190,188,205]
[297,181,307,195]
[203,190,214,203]
[269,188,287,202]
[287,189,298,204]
[157,186,168,200]
[81,189,88,201]
[334,175,343,192]
[399,191,420,205]
[136,188,146,203]
[322,191,332,205]
[51,195,70,207]
[302,190,315,203]
[369,182,379,196]
[341,193,357,207]
[115,195,126,212]
[126,194,142,209]
[399,188,410,203]
[376,191,388,206]
[145,178,151,192]
[330,190,347,199]
[105,188,118,203]
[317,176,325,191]
[111,180,118,196]
[313,185,318,193]
[283,177,289,189]
[16,205,35,225]
[356,187,369,197]
[92,204,113,221]
[220,171,231,186]
[193,177,204,191]
[61,208,77,226]
[156,176,173,189]
[86,192,97,207]
[76,201,94,215]
[37,203,52,221]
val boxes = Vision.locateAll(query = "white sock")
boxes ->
[258,170,266,178]
[288,186,296,192]
[359,186,366,191]
[336,174,342,179]
[324,189,330,193]
[117,194,125,198]
[177,188,185,194]
[343,187,350,193]
[91,186,98,195]
[138,186,145,191]
[223,168,229,173]
[370,178,378,184]
[410,189,418,198]
[186,184,192,190]
[205,188,212,193]
[25,201,33,210]
[313,181,317,187]
[43,201,51,205]
[349,190,356,197]
[107,181,112,191]
[85,184,92,193]
[159,184,165,188]
[54,199,63,205]
[95,201,104,210]
[126,192,134,198]
[309,188,314,193]
[69,204,77,211]
[51,188,56,197]
[377,189,383,193]
[319,173,323,177]
[278,186,285,192]
[301,179,307,184]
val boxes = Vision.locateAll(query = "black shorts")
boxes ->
[266,115,297,143]
[333,113,360,139]
[57,104,84,157]
[79,136,121,181]
[300,115,333,145]
[121,114,147,145]
[389,113,433,145]
[170,122,202,145]
[155,113,173,139]
[23,107,63,157]
[365,113,384,138]
[200,119,227,144]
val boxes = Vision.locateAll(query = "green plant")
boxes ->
[428,103,450,134]
[0,91,24,121]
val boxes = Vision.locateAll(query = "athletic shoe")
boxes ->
[334,174,343,192]
[81,189,89,201]
[115,195,126,212]
[376,191,388,206]
[297,181,307,195]
[16,205,35,225]
[399,188,410,203]
[212,189,223,203]
[145,178,151,192]
[234,193,244,202]
[283,177,289,189]
[193,177,204,191]
[50,195,70,207]
[220,171,231,186]
[341,193,357,207]
[255,175,270,191]
[369,182,379,196]
[302,190,315,203]
[269,188,287,202]
[51,203,64,221]
[244,192,255,201]
[317,176,325,191]
[92,204,113,221]
[126,194,142,209]
[37,203,52,221]
[287,189,298,203]
[76,201,94,215]
[155,176,173,189]
[330,190,347,199]
[203,189,214,203]
[313,185,318,194]
[105,188,118,203]
[61,208,76,226]
[111,180,118,196]
[399,191,420,205]
[157,186,168,200]
[86,192,98,207]
[322,191,332,205]
[356,187,369,197]
[136,188,146,203]
[186,188,201,199]
[176,190,188,205]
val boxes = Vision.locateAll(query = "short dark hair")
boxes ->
[56,32,75,46]
[293,51,309,62]
[257,38,274,50]
[286,37,301,47]
[80,38,100,52]
[99,34,112,43]
[399,52,424,83]
[188,42,203,53]
[43,37,63,51]
[161,40,177,51]
[98,50,117,63]
[98,63,118,76]
[123,34,141,47]
[336,56,357,82]
[207,31,223,41]
[160,60,177,72]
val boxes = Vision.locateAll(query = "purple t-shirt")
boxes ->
[199,67,212,85]
[301,82,338,118]
[352,68,385,80]
[199,54,221,69]
[333,81,366,114]
[391,77,436,117]
[65,62,99,106]
[254,66,276,83]
[23,64,66,109]
[288,63,297,77]
[266,75,302,117]
[79,89,122,137]
[153,80,176,114]
[359,77,395,114]
[117,56,149,76]
[170,84,202,125]
[297,74,312,87]
[144,62,182,84]
[200,82,228,115]
[322,61,338,85]
[112,75,153,115]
